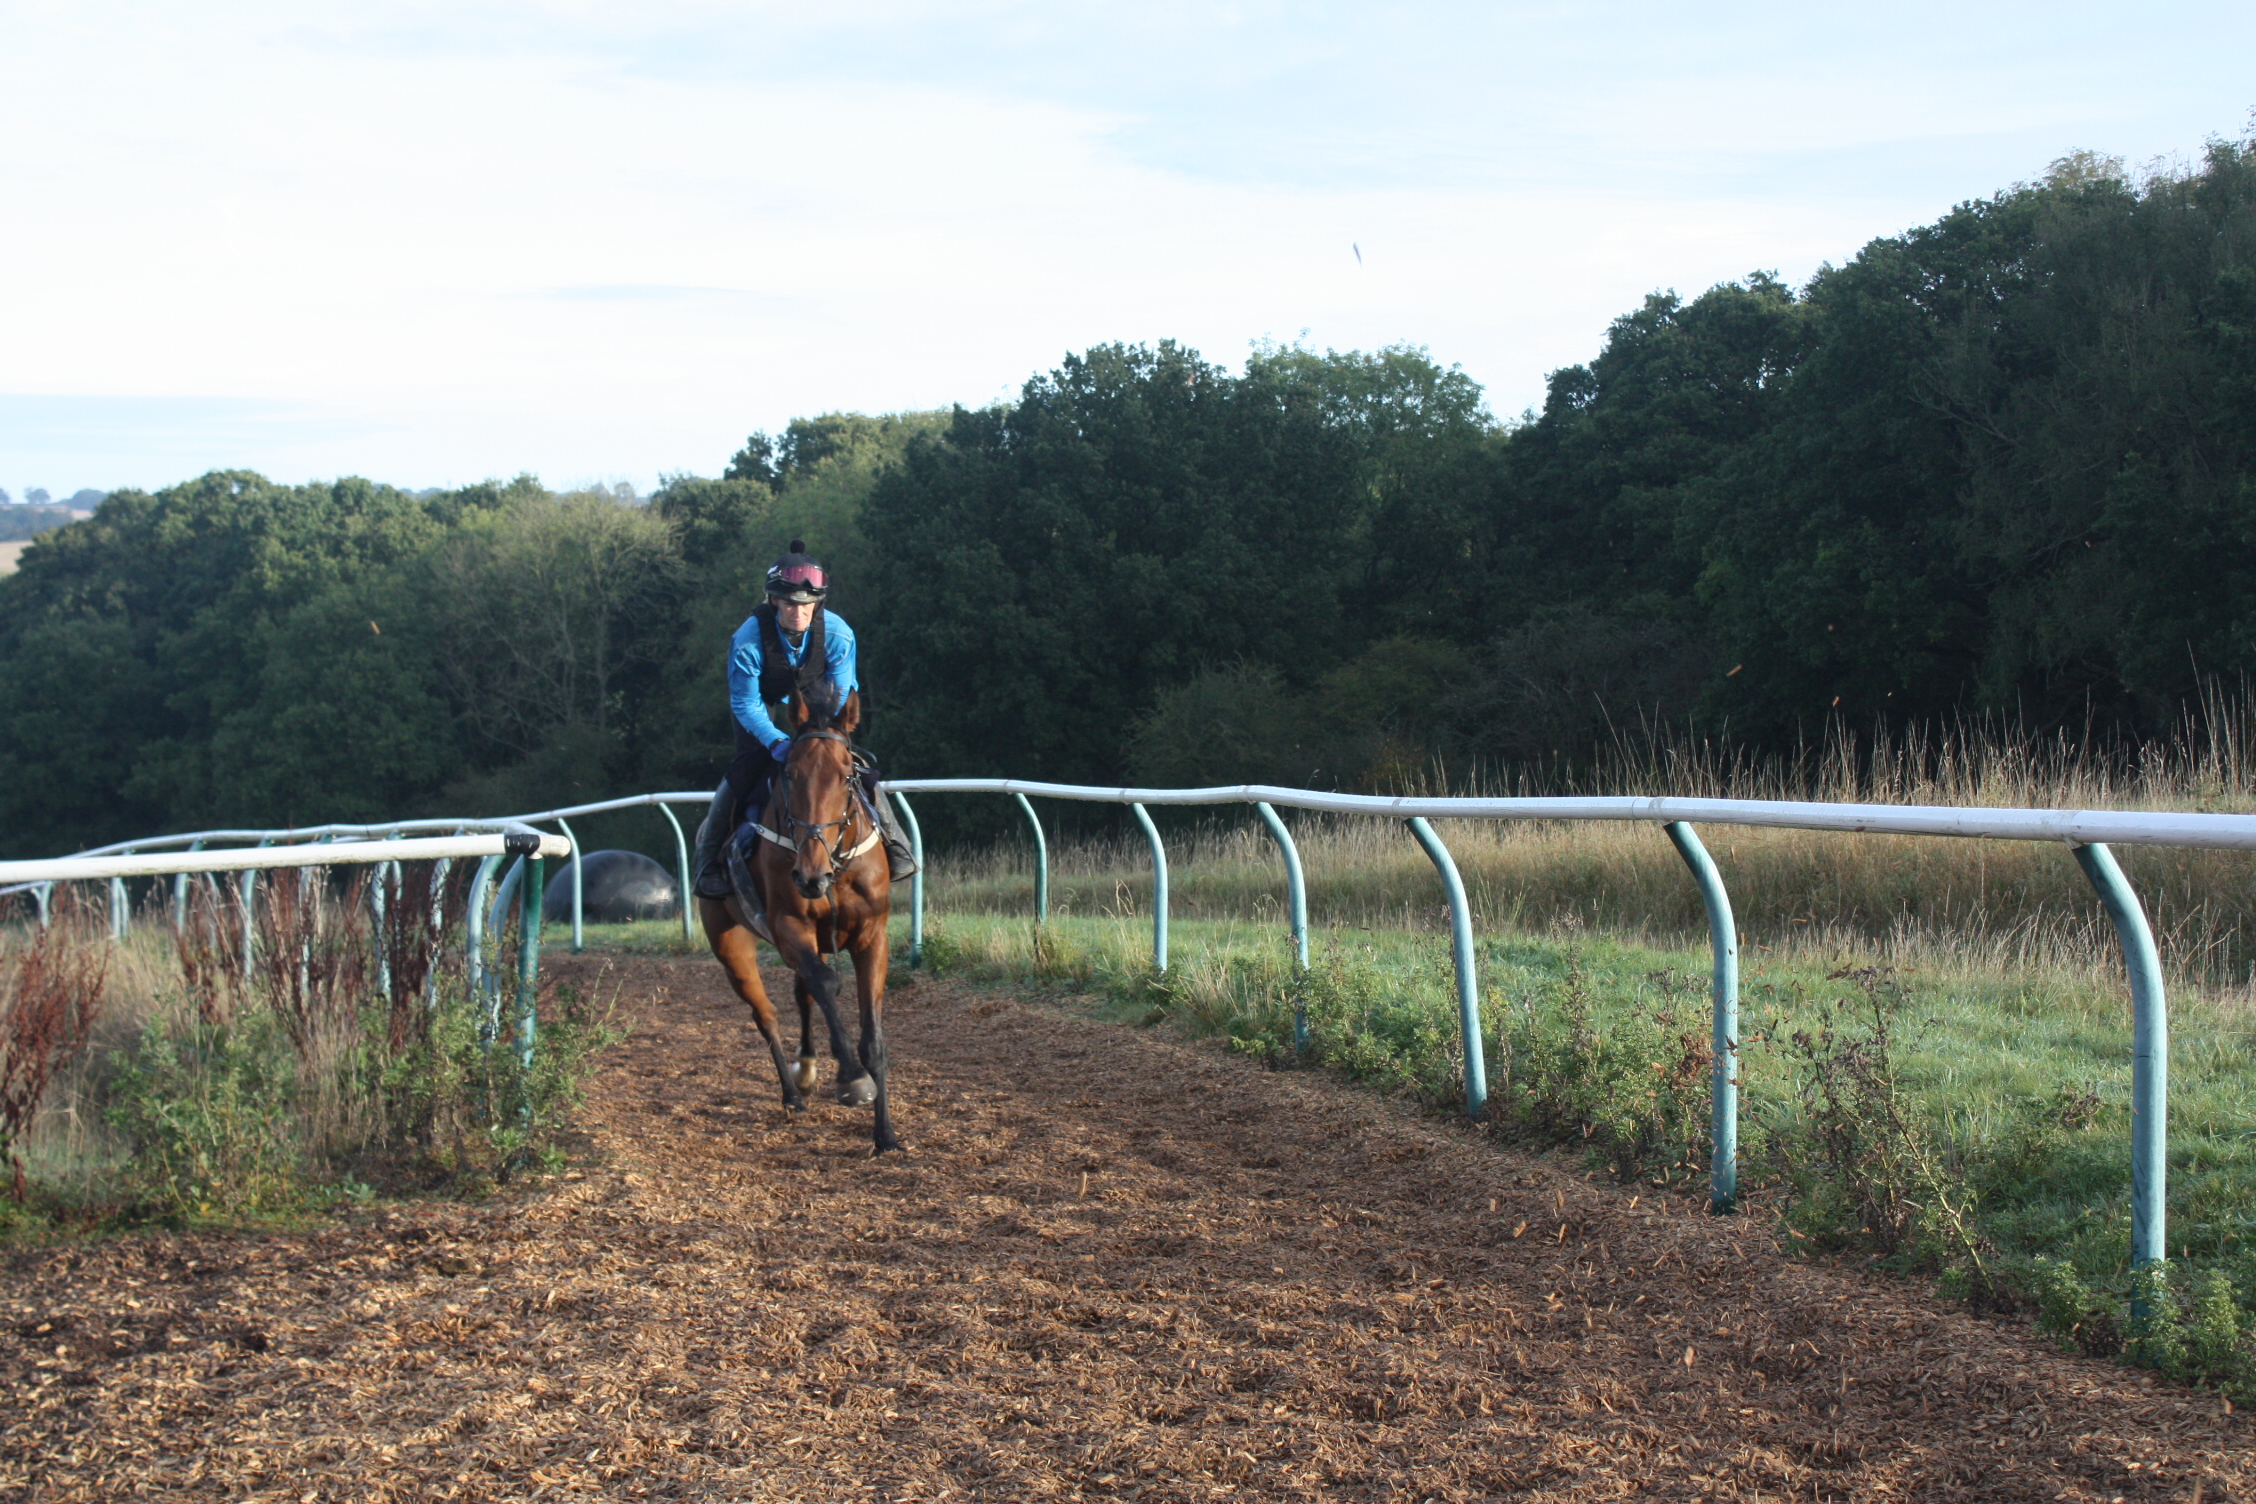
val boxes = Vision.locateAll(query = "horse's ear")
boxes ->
[836,689,861,735]
[788,697,812,731]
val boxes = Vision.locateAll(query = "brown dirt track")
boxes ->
[5,954,2250,1502]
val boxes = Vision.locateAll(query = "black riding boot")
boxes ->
[868,780,919,881]
[689,779,738,900]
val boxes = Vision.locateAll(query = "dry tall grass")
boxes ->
[930,707,2256,988]
[0,890,186,1196]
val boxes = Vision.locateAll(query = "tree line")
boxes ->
[3,137,2252,856]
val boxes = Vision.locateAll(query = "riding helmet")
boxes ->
[765,539,829,603]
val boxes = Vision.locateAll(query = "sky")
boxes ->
[3,1,2252,498]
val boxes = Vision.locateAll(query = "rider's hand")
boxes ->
[770,740,792,764]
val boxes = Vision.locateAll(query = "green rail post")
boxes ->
[466,851,504,1026]
[371,856,392,999]
[517,853,545,1072]
[110,856,130,940]
[1405,817,1485,1119]
[423,856,452,1010]
[555,816,583,953]
[171,838,206,928]
[1130,802,1168,972]
[1255,802,1310,1050]
[655,801,694,946]
[1014,792,1048,923]
[2073,841,2169,1279]
[1664,822,1740,1214]
[893,792,925,967]
[239,837,271,969]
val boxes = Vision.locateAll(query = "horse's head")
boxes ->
[779,687,864,900]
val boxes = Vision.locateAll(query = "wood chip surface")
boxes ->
[4,953,2248,1501]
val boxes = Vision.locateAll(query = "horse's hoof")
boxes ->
[794,1062,818,1092]
[874,1137,904,1156]
[836,1076,877,1108]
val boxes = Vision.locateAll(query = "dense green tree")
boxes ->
[1695,138,2256,740]
[0,472,496,854]
[1240,343,1505,635]
[858,341,1452,785]
[1500,272,1810,621]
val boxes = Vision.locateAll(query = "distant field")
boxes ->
[0,541,29,574]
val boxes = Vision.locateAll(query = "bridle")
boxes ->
[754,730,880,877]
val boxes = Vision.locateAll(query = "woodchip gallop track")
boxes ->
[5,953,2248,1501]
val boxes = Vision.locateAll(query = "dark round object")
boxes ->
[542,849,680,923]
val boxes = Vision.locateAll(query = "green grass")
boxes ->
[543,917,707,955]
[888,906,2256,1397]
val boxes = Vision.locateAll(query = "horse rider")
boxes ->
[689,541,920,902]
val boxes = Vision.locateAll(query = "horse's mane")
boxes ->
[794,676,848,734]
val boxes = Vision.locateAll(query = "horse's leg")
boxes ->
[791,976,818,1093]
[847,917,900,1154]
[699,896,806,1113]
[770,920,867,1106]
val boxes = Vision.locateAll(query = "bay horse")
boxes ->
[700,688,901,1154]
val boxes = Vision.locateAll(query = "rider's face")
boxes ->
[772,597,817,633]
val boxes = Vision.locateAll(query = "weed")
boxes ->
[1487,947,1716,1183]
[6,862,621,1232]
[256,868,370,1074]
[371,973,620,1190]
[0,919,107,1199]
[171,877,247,1027]
[1772,971,1992,1292]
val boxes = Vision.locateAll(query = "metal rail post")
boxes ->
[110,855,130,940]
[2073,842,2169,1272]
[656,802,694,946]
[1014,792,1049,923]
[371,857,392,999]
[466,852,504,1015]
[239,838,271,968]
[554,815,582,953]
[376,834,408,997]
[33,883,52,930]
[517,854,545,1072]
[488,856,525,954]
[1130,803,1168,972]
[1255,802,1310,1050]
[171,838,206,928]
[1664,822,1740,1214]
[1405,818,1486,1119]
[893,792,926,967]
[424,856,452,1011]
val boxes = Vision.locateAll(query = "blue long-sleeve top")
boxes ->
[728,609,859,750]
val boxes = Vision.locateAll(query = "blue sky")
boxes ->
[4,1,2251,496]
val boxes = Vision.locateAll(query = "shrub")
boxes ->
[106,1013,302,1219]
